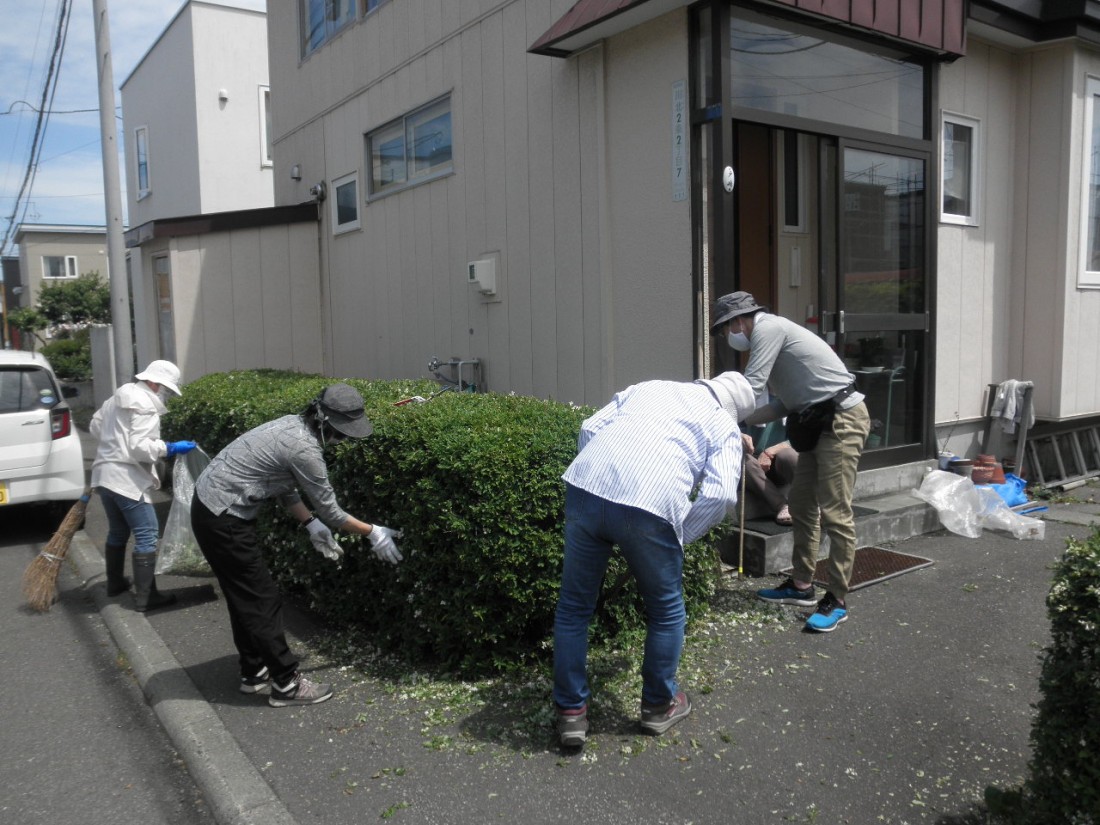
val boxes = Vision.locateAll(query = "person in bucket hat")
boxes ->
[191,383,402,708]
[90,360,198,611]
[712,290,870,632]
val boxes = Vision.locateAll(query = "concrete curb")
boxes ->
[69,532,298,825]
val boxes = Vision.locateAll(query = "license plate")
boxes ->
[0,481,8,505]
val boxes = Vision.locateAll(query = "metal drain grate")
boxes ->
[797,546,934,591]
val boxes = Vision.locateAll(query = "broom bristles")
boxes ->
[21,492,91,612]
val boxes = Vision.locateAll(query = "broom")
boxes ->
[22,489,92,612]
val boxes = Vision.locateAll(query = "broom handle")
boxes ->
[738,448,747,578]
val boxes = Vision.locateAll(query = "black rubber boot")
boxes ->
[105,543,130,596]
[132,552,177,612]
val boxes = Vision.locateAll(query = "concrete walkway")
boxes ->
[66,483,1098,825]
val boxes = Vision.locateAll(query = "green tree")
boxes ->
[38,272,111,326]
[6,306,50,349]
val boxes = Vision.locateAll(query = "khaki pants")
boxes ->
[788,402,870,601]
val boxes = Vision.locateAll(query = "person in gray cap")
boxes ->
[553,371,754,748]
[712,291,870,632]
[191,383,403,707]
[90,359,198,611]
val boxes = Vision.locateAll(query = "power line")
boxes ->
[1,0,74,256]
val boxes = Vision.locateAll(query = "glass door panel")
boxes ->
[838,145,928,457]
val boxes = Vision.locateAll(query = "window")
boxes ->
[259,86,273,167]
[331,172,360,233]
[367,96,453,197]
[781,131,806,232]
[1080,76,1100,287]
[941,112,980,226]
[364,0,389,13]
[300,0,355,57]
[42,255,77,279]
[135,126,150,198]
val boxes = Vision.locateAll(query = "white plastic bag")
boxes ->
[913,470,983,537]
[913,469,1045,540]
[156,448,212,575]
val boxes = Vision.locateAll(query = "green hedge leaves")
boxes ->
[164,370,724,676]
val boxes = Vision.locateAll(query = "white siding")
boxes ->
[268,0,691,404]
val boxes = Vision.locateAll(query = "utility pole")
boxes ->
[92,0,134,387]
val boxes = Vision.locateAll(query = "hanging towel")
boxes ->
[991,379,1035,434]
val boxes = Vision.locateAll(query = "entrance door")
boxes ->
[729,124,930,463]
[827,141,929,463]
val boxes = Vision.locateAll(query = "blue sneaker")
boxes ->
[756,577,816,606]
[804,592,848,632]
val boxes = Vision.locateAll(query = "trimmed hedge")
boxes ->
[1022,527,1100,823]
[163,370,725,676]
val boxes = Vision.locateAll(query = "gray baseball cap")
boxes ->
[711,291,767,333]
[318,383,374,438]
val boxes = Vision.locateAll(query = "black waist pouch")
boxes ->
[788,399,836,453]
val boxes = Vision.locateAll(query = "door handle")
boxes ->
[837,310,845,335]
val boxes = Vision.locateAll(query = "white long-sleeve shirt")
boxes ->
[562,380,743,546]
[90,381,169,501]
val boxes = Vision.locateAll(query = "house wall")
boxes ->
[122,1,272,227]
[268,0,691,403]
[121,11,201,226]
[191,3,273,213]
[131,222,324,384]
[14,230,109,309]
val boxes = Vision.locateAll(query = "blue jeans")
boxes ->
[98,487,160,555]
[553,484,686,710]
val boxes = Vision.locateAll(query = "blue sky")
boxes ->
[0,0,264,255]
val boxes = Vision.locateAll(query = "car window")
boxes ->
[0,367,61,413]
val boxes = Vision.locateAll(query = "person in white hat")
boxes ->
[190,383,403,709]
[552,371,754,748]
[90,359,198,611]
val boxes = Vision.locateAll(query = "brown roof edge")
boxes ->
[529,0,654,57]
[124,202,319,248]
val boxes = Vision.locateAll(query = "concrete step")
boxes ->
[718,459,941,576]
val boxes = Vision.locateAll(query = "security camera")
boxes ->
[309,182,327,202]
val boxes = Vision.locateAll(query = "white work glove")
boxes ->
[367,524,404,565]
[305,518,342,562]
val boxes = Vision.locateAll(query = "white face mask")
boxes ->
[728,330,751,352]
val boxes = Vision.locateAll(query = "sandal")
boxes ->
[775,505,793,526]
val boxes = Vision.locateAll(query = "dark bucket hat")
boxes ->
[317,383,374,438]
[710,291,767,333]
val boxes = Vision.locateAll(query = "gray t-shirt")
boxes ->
[195,414,350,527]
[741,312,863,422]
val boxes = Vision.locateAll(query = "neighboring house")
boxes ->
[1,256,21,347]
[246,0,1100,477]
[119,0,310,379]
[11,224,108,311]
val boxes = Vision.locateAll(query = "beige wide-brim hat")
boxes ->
[696,371,756,421]
[135,360,182,395]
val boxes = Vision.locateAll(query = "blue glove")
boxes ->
[166,440,198,457]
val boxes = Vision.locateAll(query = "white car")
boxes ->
[0,350,85,512]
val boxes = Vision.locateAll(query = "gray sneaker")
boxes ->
[556,704,588,748]
[268,675,334,707]
[640,691,692,735]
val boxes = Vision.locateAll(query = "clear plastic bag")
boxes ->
[156,448,213,575]
[913,469,1045,540]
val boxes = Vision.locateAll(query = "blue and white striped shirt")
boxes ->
[562,380,744,546]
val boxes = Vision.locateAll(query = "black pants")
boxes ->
[190,494,298,684]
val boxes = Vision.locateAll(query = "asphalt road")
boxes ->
[0,503,209,825]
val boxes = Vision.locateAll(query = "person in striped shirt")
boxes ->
[552,371,755,748]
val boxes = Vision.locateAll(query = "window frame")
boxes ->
[331,171,361,234]
[299,0,357,58]
[1080,76,1100,287]
[259,86,273,168]
[42,255,78,280]
[366,95,454,200]
[940,110,981,227]
[135,125,151,200]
